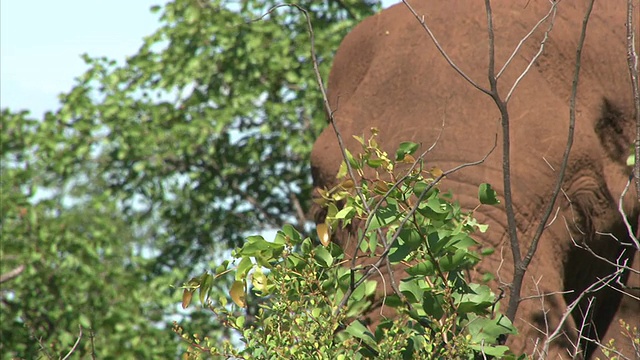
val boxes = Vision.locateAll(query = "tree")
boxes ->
[0,0,380,357]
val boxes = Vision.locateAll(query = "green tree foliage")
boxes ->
[1,0,379,357]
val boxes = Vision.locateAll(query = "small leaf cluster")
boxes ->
[178,130,517,359]
[598,319,640,359]
[177,224,378,359]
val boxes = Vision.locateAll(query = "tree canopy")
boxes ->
[1,0,380,357]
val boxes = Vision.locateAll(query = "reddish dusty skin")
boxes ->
[311,1,639,359]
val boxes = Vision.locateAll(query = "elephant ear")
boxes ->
[594,99,633,164]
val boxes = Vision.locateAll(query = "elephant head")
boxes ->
[310,1,639,358]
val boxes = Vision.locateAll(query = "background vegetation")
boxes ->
[1,0,380,357]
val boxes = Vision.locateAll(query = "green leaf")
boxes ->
[399,279,425,304]
[366,158,384,168]
[345,149,360,170]
[467,314,517,344]
[199,273,213,305]
[388,237,412,263]
[395,141,419,160]
[78,314,91,328]
[413,180,433,197]
[184,6,199,24]
[252,267,268,294]
[313,246,333,268]
[406,260,436,276]
[478,183,500,205]
[481,247,495,256]
[345,320,378,351]
[215,260,229,275]
[236,257,253,280]
[439,249,470,271]
[454,284,495,313]
[301,237,313,255]
[282,224,302,245]
[239,236,270,256]
[466,217,489,233]
[235,315,246,329]
[418,196,450,221]
[422,292,444,319]
[367,205,400,232]
[337,161,348,179]
[469,344,511,358]
[334,206,355,220]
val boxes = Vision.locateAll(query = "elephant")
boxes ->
[310,1,639,358]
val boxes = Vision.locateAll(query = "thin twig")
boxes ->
[90,328,97,360]
[540,268,623,359]
[573,297,595,359]
[61,325,83,360]
[497,2,557,79]
[518,289,574,302]
[289,191,308,232]
[581,337,631,360]
[401,0,491,96]
[505,4,558,102]
[515,0,596,322]
[565,220,639,275]
[0,264,25,284]
[619,175,640,250]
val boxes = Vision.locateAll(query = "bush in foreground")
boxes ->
[175,131,517,359]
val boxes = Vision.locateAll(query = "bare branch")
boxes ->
[482,0,525,322]
[618,176,640,250]
[0,265,25,284]
[541,268,624,359]
[62,325,83,360]
[519,289,575,302]
[497,3,557,79]
[516,0,596,320]
[580,337,631,360]
[627,0,640,200]
[562,213,640,274]
[401,0,491,96]
[505,4,558,102]
[576,298,595,358]
[605,280,640,302]
[288,191,308,232]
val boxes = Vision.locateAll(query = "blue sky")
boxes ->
[1,1,396,117]
[1,0,160,117]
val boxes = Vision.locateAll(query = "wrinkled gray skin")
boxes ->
[310,1,639,358]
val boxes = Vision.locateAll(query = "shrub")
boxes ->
[175,130,517,359]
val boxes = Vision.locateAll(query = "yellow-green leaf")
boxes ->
[341,179,355,189]
[316,223,331,246]
[230,280,246,308]
[182,289,193,309]
[430,166,443,178]
[252,268,268,293]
